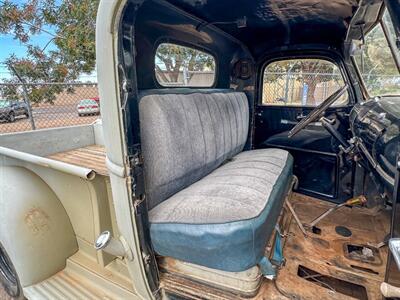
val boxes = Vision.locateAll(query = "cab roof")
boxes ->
[165,0,358,56]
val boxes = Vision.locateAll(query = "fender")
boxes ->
[0,166,78,287]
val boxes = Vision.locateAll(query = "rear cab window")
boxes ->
[155,43,216,87]
[262,58,349,107]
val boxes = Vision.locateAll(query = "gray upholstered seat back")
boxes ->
[139,91,249,209]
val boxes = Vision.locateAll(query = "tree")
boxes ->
[0,0,98,103]
[155,44,215,84]
[354,21,399,95]
[264,59,338,106]
[0,1,215,101]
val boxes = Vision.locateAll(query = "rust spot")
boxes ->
[24,208,50,235]
[292,243,302,251]
[311,237,330,249]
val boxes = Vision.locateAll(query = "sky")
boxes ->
[0,0,97,82]
[0,0,53,78]
[0,29,97,82]
[0,31,57,78]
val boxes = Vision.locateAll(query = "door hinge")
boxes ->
[128,152,146,207]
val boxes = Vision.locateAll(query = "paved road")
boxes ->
[0,105,99,134]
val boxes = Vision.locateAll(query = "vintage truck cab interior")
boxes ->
[0,0,399,299]
[108,0,400,298]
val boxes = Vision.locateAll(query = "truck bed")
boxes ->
[47,145,108,176]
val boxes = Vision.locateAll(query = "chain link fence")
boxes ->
[0,83,100,134]
[262,71,400,106]
[262,72,346,106]
[1,72,400,135]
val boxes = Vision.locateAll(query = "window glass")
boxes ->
[383,9,400,62]
[0,101,10,107]
[80,99,97,105]
[155,43,216,87]
[262,58,348,106]
[353,12,400,96]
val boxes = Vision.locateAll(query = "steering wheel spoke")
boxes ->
[288,85,348,138]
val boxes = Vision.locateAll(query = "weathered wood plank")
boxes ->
[47,145,108,176]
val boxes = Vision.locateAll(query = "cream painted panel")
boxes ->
[97,0,157,298]
[0,124,95,157]
[30,167,96,245]
[0,166,78,287]
[0,156,96,253]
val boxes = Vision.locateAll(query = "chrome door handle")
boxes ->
[296,113,307,121]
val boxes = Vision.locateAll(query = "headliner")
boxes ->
[166,0,359,57]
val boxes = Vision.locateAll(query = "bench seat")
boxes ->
[139,90,293,272]
[149,148,293,271]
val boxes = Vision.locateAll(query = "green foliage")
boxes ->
[353,15,400,96]
[357,25,398,76]
[156,43,215,83]
[0,0,99,103]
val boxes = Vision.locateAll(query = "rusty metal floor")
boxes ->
[263,193,390,300]
[160,193,391,300]
[47,145,108,176]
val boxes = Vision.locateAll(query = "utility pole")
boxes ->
[8,64,36,130]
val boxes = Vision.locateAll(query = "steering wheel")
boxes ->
[288,85,348,138]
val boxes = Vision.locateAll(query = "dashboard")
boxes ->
[350,96,400,189]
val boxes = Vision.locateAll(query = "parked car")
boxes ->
[1,1,400,300]
[77,99,100,116]
[0,100,29,123]
[90,96,100,104]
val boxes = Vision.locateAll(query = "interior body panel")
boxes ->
[255,105,354,201]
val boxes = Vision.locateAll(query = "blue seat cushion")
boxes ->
[149,149,293,272]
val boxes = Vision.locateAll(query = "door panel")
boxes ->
[255,105,351,149]
[255,57,354,203]
[254,105,353,202]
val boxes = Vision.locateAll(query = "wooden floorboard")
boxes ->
[47,144,108,176]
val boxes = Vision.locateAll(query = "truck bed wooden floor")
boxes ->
[47,145,108,176]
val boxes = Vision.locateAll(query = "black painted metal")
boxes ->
[0,243,20,298]
[253,51,355,202]
[350,97,400,185]
[119,3,160,295]
[321,117,350,149]
[163,0,357,59]
[133,0,252,90]
[385,0,400,45]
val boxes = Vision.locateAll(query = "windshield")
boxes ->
[79,99,97,105]
[353,9,400,97]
